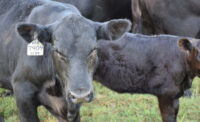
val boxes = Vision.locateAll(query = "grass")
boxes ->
[0,78,200,122]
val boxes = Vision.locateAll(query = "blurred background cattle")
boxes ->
[132,0,200,38]
[53,0,132,21]
[56,0,200,39]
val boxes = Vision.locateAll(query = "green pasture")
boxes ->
[0,78,200,122]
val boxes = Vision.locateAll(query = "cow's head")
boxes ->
[178,38,200,77]
[16,15,131,104]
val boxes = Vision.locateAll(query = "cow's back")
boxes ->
[0,0,44,36]
[95,33,187,94]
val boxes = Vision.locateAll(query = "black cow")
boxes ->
[131,0,200,96]
[132,0,200,38]
[0,0,131,121]
[94,33,200,122]
[54,0,132,22]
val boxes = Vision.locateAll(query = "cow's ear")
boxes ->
[16,23,52,43]
[178,38,193,52]
[96,19,131,40]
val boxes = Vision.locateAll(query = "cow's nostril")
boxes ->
[71,94,76,100]
[86,92,94,102]
[68,90,93,103]
[68,92,77,101]
[87,92,93,98]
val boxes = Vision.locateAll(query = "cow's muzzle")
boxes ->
[68,88,93,103]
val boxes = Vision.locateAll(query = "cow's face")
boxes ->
[16,15,131,104]
[178,38,200,76]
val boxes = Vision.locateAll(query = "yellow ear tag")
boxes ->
[27,34,44,56]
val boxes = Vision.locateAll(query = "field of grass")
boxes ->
[0,78,200,122]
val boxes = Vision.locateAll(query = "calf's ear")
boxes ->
[16,23,52,43]
[178,38,193,52]
[96,19,131,40]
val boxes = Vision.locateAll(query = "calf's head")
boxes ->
[16,15,131,103]
[178,38,200,76]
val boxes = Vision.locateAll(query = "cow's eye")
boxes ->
[60,56,68,62]
[54,49,68,62]
[88,49,98,68]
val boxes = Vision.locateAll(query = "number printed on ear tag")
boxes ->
[27,39,44,56]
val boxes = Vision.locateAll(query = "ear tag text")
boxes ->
[27,34,44,56]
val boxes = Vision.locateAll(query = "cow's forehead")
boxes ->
[52,15,97,57]
[55,15,94,33]
[53,15,96,40]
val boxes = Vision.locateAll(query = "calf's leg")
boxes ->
[0,116,4,122]
[183,89,192,98]
[157,96,179,122]
[13,82,39,122]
